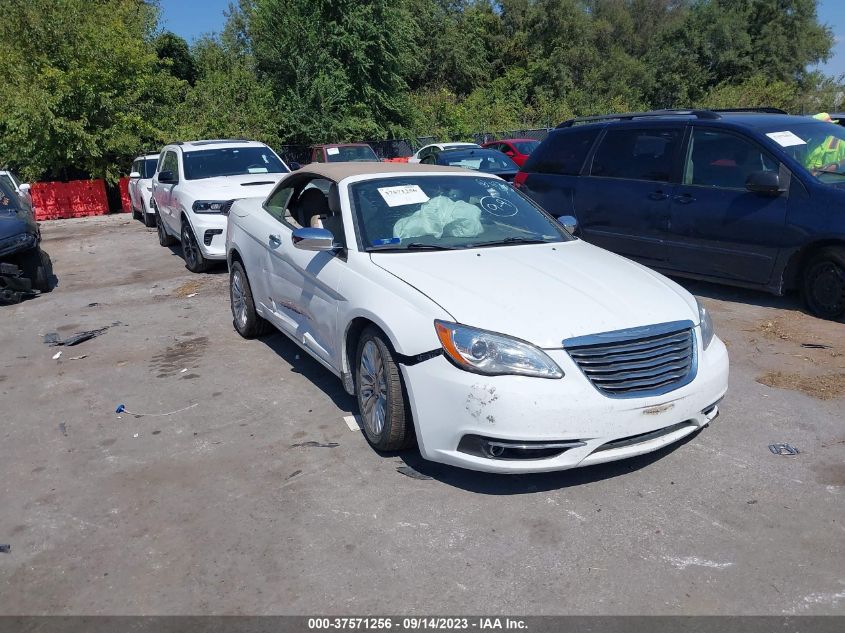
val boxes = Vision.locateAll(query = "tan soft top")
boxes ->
[293,161,473,182]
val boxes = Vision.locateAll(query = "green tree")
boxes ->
[155,32,198,85]
[250,0,416,141]
[0,0,185,182]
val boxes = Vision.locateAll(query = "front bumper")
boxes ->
[190,213,227,260]
[401,331,729,473]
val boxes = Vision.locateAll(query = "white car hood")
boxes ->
[178,173,285,199]
[371,240,699,348]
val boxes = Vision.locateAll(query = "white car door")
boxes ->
[261,178,344,368]
[155,150,180,233]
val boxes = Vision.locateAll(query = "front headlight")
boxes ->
[697,299,714,350]
[192,200,229,214]
[435,320,563,379]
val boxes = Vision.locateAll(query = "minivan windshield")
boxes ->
[760,120,845,183]
[183,147,288,180]
[349,175,569,252]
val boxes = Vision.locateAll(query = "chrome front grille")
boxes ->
[563,320,696,398]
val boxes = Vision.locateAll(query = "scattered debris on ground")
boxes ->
[59,422,67,436]
[0,544,10,554]
[115,402,198,417]
[290,441,339,449]
[757,371,845,400]
[43,326,109,347]
[173,280,204,298]
[769,443,800,456]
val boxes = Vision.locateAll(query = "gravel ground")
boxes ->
[0,213,843,615]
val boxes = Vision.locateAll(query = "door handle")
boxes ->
[648,191,669,201]
[673,194,695,204]
[269,234,281,245]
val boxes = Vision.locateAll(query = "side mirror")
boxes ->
[19,183,31,192]
[289,162,302,171]
[746,170,783,196]
[291,227,339,252]
[558,215,578,233]
[158,170,177,184]
[504,151,515,157]
[129,171,142,179]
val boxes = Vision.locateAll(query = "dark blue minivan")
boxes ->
[515,109,845,319]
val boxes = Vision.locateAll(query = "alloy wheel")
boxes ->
[231,268,248,330]
[182,224,198,268]
[359,340,388,437]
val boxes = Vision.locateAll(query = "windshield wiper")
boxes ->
[369,242,459,252]
[466,236,550,248]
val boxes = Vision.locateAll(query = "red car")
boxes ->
[481,138,541,167]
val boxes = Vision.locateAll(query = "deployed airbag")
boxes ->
[393,196,483,240]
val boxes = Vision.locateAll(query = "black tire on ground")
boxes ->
[802,246,845,320]
[18,247,54,293]
[131,203,140,221]
[156,208,176,247]
[355,326,415,451]
[143,209,156,228]
[181,221,209,273]
[229,261,272,338]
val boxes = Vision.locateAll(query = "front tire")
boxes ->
[19,247,53,293]
[143,209,156,228]
[355,327,415,451]
[181,221,209,273]
[230,261,272,338]
[802,246,845,320]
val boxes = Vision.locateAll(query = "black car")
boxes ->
[422,148,520,181]
[0,178,53,304]
[515,108,845,319]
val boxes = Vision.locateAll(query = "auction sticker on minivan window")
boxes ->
[766,131,807,147]
[378,185,430,207]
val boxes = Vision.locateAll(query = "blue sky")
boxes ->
[159,0,845,77]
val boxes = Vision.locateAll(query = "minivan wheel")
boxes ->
[355,327,415,451]
[156,208,176,247]
[230,261,272,338]
[802,246,845,320]
[181,221,209,273]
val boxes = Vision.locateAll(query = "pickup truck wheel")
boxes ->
[802,246,845,320]
[230,261,272,338]
[355,327,415,451]
[181,221,209,273]
[156,208,176,247]
[143,209,156,228]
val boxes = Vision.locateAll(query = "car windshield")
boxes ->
[183,147,288,180]
[759,120,845,183]
[142,158,158,178]
[326,146,379,162]
[512,140,540,154]
[0,179,22,211]
[438,150,519,172]
[350,175,570,252]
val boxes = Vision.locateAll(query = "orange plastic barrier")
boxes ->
[118,177,131,213]
[30,180,110,221]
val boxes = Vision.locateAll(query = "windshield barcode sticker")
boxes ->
[377,185,430,207]
[766,131,806,147]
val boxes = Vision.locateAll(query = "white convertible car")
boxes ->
[225,163,729,473]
